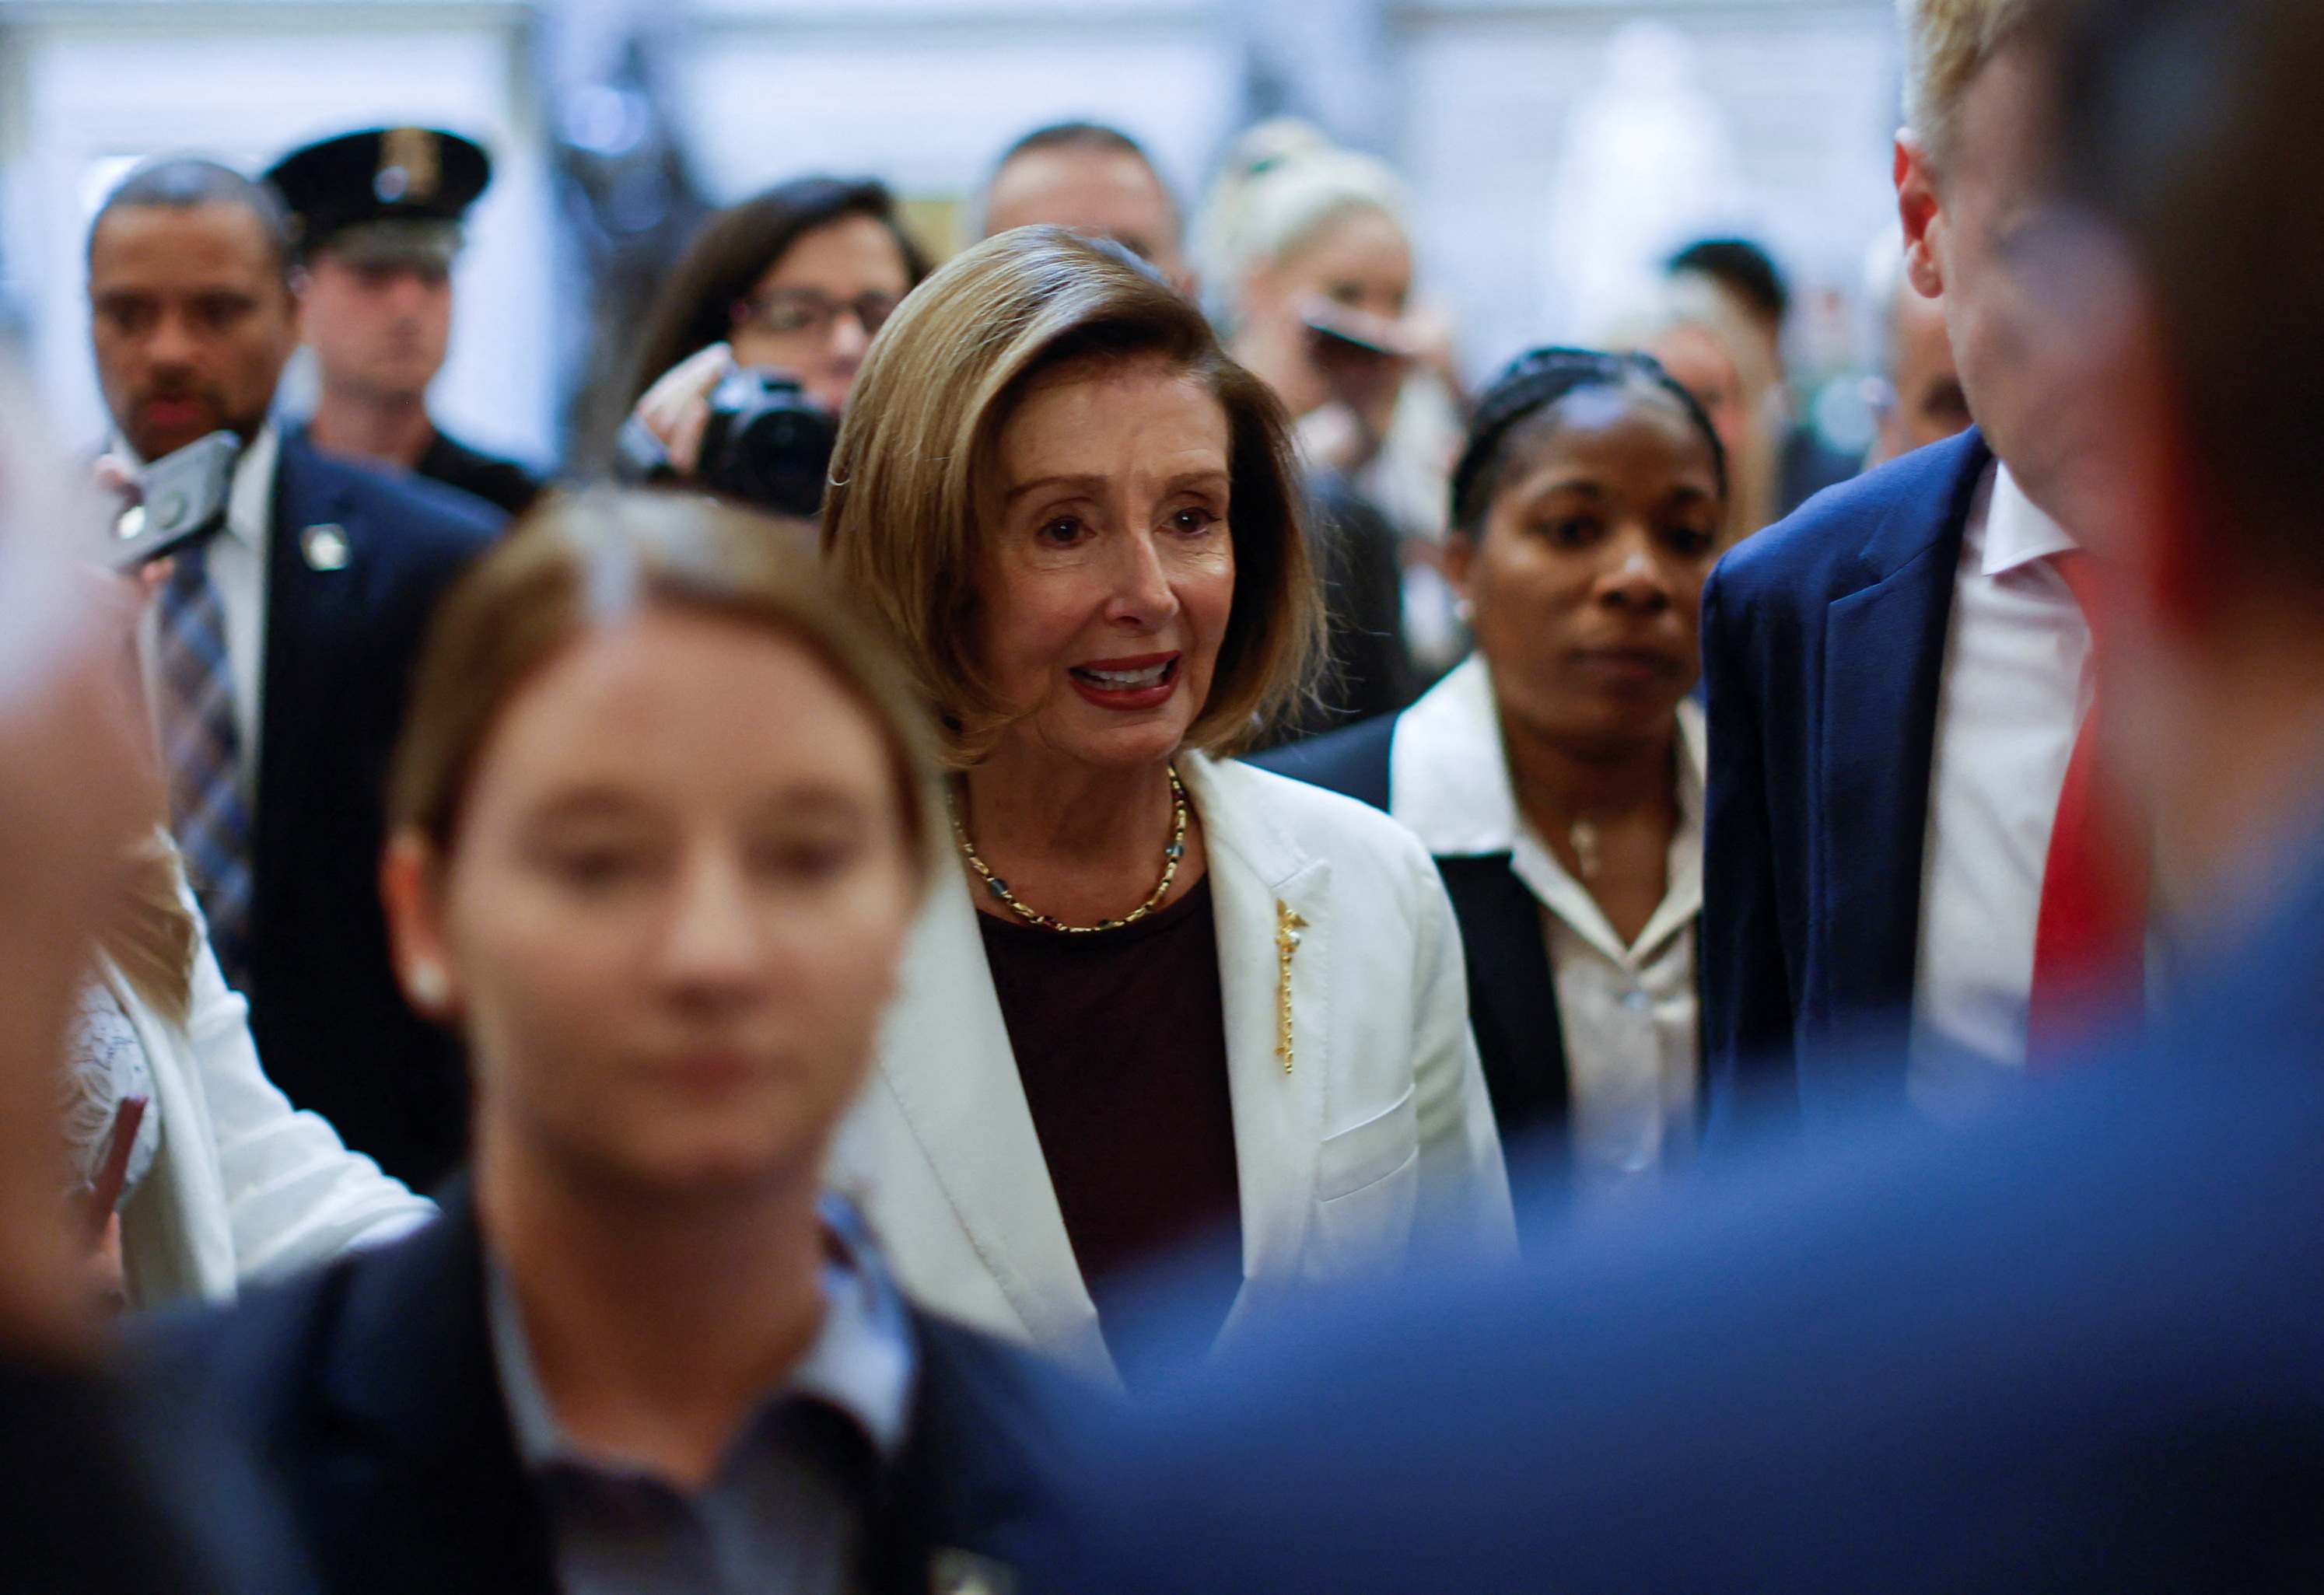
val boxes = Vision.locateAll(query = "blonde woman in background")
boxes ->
[1199,119,1473,705]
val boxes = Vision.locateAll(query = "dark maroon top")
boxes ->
[977,875,1241,1369]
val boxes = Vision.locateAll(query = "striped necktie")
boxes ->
[153,530,254,990]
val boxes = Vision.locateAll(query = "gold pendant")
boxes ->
[1274,900,1307,1072]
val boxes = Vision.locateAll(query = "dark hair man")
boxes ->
[978,122,1194,299]
[1699,0,2123,1121]
[1042,1,2324,1581]
[266,128,541,516]
[87,156,502,1189]
[1664,235,1860,514]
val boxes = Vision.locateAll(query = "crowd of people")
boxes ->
[3,0,2322,1586]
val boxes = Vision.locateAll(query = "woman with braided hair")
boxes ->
[1259,348,1730,1195]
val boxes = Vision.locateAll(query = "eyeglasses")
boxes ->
[730,289,901,341]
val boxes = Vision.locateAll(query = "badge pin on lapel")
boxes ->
[1275,898,1307,1073]
[300,523,350,572]
[929,1548,1016,1595]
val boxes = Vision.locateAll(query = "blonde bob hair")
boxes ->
[1901,0,2037,166]
[388,489,941,886]
[822,225,1323,765]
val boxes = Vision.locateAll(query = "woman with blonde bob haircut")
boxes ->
[167,493,1068,1592]
[825,226,1513,1387]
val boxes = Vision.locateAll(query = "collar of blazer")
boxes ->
[1838,425,1992,595]
[862,750,1333,1383]
[298,1188,1052,1595]
[1814,427,1994,1027]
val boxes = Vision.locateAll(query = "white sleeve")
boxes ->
[183,929,438,1283]
[1404,846,1518,1259]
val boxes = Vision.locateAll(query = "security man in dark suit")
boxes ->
[87,156,502,1189]
[266,128,542,516]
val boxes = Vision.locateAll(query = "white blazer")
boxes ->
[107,894,435,1308]
[834,751,1515,1381]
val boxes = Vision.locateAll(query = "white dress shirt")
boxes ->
[1912,462,2087,1089]
[132,424,277,792]
[1391,656,1706,1198]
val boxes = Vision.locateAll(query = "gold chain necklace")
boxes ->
[951,765,1188,934]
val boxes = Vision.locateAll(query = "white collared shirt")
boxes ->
[1911,461,2087,1089]
[131,425,278,795]
[1391,656,1706,1196]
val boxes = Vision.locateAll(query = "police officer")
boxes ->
[266,128,542,516]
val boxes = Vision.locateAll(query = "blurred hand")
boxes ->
[633,343,740,477]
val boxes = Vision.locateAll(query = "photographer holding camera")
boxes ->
[619,177,928,516]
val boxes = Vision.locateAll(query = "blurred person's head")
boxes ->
[1446,348,1728,760]
[982,123,1192,298]
[629,177,930,417]
[1895,0,2077,501]
[1667,236,1790,376]
[380,491,935,1208]
[1870,254,1969,465]
[2026,0,2324,922]
[1608,275,1780,536]
[85,159,298,461]
[824,226,1321,771]
[1199,121,1412,420]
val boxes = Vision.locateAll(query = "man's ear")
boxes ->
[1895,133,1947,301]
[287,263,313,336]
[380,829,460,1022]
[1442,528,1476,602]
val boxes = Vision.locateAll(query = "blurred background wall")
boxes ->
[0,0,1899,471]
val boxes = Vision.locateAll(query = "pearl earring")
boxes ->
[408,962,450,1011]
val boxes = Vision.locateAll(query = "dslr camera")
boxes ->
[694,370,841,519]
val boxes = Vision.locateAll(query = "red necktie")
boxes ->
[2026,550,2148,1058]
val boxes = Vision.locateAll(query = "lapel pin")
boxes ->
[929,1548,1016,1595]
[1275,899,1307,1073]
[300,522,350,572]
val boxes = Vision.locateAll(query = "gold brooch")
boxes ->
[1274,900,1307,1072]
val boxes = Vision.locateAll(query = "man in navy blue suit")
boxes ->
[1702,0,2137,1122]
[88,158,501,1189]
[1043,0,2324,1584]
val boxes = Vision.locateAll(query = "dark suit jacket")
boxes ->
[147,1192,1073,1595]
[246,432,502,1190]
[1252,717,1573,1145]
[0,1361,311,1595]
[1049,839,2324,1593]
[1699,428,1991,1126]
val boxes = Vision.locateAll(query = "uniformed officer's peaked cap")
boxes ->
[264,128,491,268]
